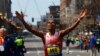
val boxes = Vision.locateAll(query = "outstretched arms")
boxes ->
[16,11,44,38]
[60,9,87,37]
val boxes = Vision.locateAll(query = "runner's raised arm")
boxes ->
[16,11,44,38]
[60,9,87,37]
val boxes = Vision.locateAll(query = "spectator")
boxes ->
[0,27,16,56]
[14,35,26,56]
[89,32,96,56]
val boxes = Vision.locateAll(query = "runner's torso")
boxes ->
[44,32,62,56]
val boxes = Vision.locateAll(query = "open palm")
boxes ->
[80,9,87,18]
[16,11,24,21]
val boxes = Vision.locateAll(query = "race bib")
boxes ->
[0,45,4,51]
[47,45,60,55]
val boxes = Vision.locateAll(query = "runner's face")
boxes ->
[47,19,56,30]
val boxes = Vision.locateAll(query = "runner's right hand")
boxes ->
[16,11,24,21]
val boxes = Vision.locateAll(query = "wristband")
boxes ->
[77,16,80,21]
[78,18,80,21]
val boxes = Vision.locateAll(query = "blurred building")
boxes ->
[49,6,60,23]
[37,14,48,32]
[0,0,12,29]
[0,0,21,34]
[0,0,12,18]
[60,0,100,35]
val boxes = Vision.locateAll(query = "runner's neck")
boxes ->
[48,31,56,36]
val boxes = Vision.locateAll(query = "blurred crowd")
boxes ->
[0,27,26,56]
[64,32,100,56]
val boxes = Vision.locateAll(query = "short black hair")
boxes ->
[47,18,57,24]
